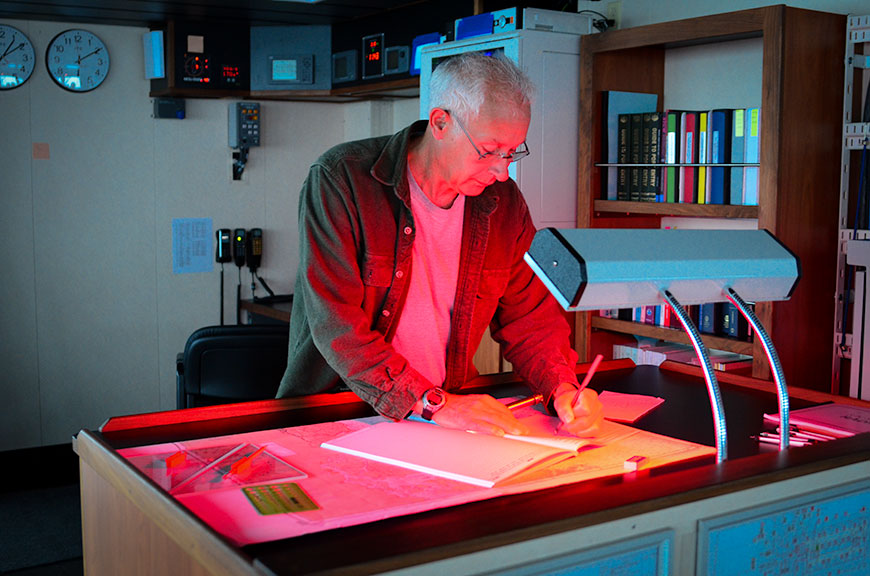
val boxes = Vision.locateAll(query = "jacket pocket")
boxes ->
[477,268,511,299]
[362,252,395,287]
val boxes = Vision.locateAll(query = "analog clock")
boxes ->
[0,24,36,90]
[45,29,110,92]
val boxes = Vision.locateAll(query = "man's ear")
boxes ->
[429,108,449,140]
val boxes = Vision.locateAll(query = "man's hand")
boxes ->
[552,382,603,437]
[428,393,530,436]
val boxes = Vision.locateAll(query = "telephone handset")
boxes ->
[232,229,247,268]
[215,229,232,263]
[247,228,263,271]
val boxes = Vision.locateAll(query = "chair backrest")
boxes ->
[176,324,289,409]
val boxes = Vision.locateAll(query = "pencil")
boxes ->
[572,354,604,407]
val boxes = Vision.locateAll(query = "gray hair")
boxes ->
[428,52,535,122]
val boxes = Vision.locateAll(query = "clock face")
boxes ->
[0,24,36,90]
[46,29,110,92]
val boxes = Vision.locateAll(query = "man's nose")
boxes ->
[490,158,511,181]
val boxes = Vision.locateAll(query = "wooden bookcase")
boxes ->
[576,6,845,392]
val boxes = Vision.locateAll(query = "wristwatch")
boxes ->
[421,387,447,421]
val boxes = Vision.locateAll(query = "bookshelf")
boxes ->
[576,6,845,392]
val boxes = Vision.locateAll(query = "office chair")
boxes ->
[176,324,290,409]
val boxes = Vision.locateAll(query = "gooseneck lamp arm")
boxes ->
[725,286,790,449]
[661,289,728,462]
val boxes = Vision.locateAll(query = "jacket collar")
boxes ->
[371,120,427,189]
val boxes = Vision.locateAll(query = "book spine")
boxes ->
[629,113,644,202]
[648,112,662,202]
[666,111,679,203]
[743,107,760,205]
[697,112,708,204]
[617,113,630,201]
[730,108,745,205]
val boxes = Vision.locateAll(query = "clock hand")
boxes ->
[78,47,102,62]
[0,37,23,62]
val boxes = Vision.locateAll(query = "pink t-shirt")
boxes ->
[391,170,465,387]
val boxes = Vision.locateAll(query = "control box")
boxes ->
[228,102,260,148]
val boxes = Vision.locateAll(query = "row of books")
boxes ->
[601,91,761,206]
[612,339,754,372]
[600,302,753,341]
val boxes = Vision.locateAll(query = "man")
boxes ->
[277,52,602,437]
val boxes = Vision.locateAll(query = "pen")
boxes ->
[228,445,267,476]
[506,394,544,411]
[571,354,604,408]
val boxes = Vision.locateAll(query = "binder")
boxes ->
[664,110,682,203]
[743,107,760,205]
[730,108,746,205]
[601,91,658,200]
[697,111,708,204]
[707,109,732,205]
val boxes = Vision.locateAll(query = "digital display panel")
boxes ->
[362,33,384,79]
[272,59,297,81]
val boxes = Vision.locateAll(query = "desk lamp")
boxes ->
[525,228,801,462]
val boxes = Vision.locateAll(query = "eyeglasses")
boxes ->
[446,110,530,163]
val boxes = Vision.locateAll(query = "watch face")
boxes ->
[46,29,110,92]
[0,24,36,90]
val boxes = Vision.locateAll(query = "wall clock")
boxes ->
[45,29,110,92]
[0,24,36,90]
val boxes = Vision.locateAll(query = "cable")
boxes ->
[577,10,614,32]
[256,272,276,298]
[236,266,243,324]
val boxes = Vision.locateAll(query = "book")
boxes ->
[743,107,760,205]
[616,113,631,200]
[730,108,746,205]
[601,91,658,200]
[646,111,662,202]
[721,302,749,340]
[763,403,870,438]
[707,109,732,204]
[697,111,708,204]
[699,303,720,335]
[321,420,587,488]
[679,111,698,203]
[629,113,644,201]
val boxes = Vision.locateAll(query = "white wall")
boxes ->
[1,0,866,450]
[0,18,419,450]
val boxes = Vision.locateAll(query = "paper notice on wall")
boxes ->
[172,218,213,274]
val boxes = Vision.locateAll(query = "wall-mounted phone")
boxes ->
[246,228,263,271]
[215,228,232,325]
[215,228,232,263]
[232,228,247,267]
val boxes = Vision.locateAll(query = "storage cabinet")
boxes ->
[576,6,845,392]
[833,15,870,397]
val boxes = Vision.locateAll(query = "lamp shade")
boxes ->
[524,228,800,312]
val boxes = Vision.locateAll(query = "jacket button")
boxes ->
[395,270,404,279]
[382,310,390,317]
[403,226,413,235]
